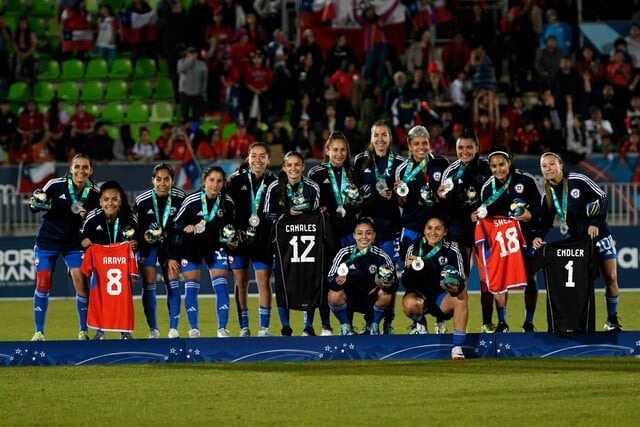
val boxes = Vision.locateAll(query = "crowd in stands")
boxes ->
[1,0,640,181]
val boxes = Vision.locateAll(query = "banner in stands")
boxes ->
[2,226,640,298]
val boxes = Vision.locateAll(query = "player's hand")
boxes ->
[289,208,302,216]
[184,224,196,234]
[81,238,92,249]
[166,259,180,277]
[405,255,416,269]
[335,275,347,286]
[514,208,532,222]
[470,211,479,222]
[129,239,138,251]
[587,225,599,239]
[532,237,544,250]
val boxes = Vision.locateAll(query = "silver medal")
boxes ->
[412,257,424,271]
[396,182,409,197]
[70,201,83,214]
[559,223,569,235]
[476,205,488,219]
[194,221,206,234]
[337,263,349,276]
[375,179,388,193]
[441,178,454,195]
[336,206,346,217]
[248,215,260,227]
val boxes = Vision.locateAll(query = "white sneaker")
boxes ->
[451,346,465,360]
[168,328,180,338]
[147,329,160,339]
[320,326,333,336]
[31,331,45,341]
[217,328,230,338]
[410,323,428,334]
[258,327,270,337]
[239,327,251,337]
[435,321,447,334]
[188,328,200,338]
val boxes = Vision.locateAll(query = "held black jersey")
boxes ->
[531,238,598,336]
[272,211,338,310]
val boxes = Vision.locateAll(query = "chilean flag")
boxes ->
[17,161,56,194]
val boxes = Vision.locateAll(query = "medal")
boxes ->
[70,201,83,214]
[249,215,260,227]
[376,179,388,193]
[194,220,206,234]
[412,257,424,271]
[559,223,569,235]
[441,178,454,195]
[337,263,349,276]
[67,175,91,216]
[336,206,346,217]
[476,205,488,219]
[396,182,409,197]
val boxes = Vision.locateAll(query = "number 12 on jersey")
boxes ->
[289,235,316,263]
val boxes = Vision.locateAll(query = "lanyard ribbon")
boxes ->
[402,157,428,184]
[286,181,304,205]
[345,245,370,265]
[107,217,120,244]
[151,189,172,234]
[375,153,394,181]
[67,175,91,207]
[417,239,442,260]
[326,163,347,209]
[247,170,266,218]
[481,174,512,208]
[550,179,568,224]
[200,190,221,223]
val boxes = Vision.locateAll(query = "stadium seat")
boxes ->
[61,59,85,80]
[36,59,60,81]
[154,78,175,100]
[84,103,101,118]
[5,0,28,16]
[102,102,124,123]
[31,0,56,17]
[85,58,109,80]
[7,82,30,105]
[109,58,133,78]
[133,57,157,79]
[33,81,56,103]
[125,101,150,123]
[105,80,128,101]
[149,101,174,123]
[129,79,153,100]
[222,123,237,141]
[147,123,162,140]
[81,81,105,102]
[57,81,80,101]
[28,18,47,37]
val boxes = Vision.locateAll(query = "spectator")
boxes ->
[243,11,268,49]
[465,3,494,50]
[384,71,407,117]
[95,4,118,68]
[291,113,314,158]
[270,46,293,118]
[428,122,448,154]
[294,29,323,75]
[12,16,37,87]
[539,8,572,54]
[599,84,626,135]
[327,59,360,119]
[295,52,323,105]
[551,55,583,120]
[0,99,18,160]
[576,46,604,95]
[495,116,515,152]
[68,102,95,158]
[606,49,632,107]
[204,6,233,48]
[538,115,564,154]
[290,91,321,129]
[253,0,282,39]
[341,113,365,156]
[449,70,472,124]
[112,124,135,161]
[626,94,640,132]
[469,45,495,92]
[243,50,272,125]
[424,61,453,121]
[472,90,498,153]
[177,46,208,122]
[203,34,223,113]
[585,106,614,153]
[30,130,56,163]
[154,122,172,159]
[196,127,227,160]
[625,23,640,74]
[228,123,255,159]
[531,89,562,131]
[619,128,640,170]
[219,0,246,32]
[60,0,93,60]
[441,31,472,81]
[217,52,242,124]
[324,32,357,80]
[266,28,292,68]
[502,95,527,132]
[565,97,589,162]
[315,103,340,141]
[87,121,114,164]
[406,68,429,104]
[390,90,420,149]
[132,126,161,162]
[509,0,542,92]
[126,0,156,62]
[187,0,213,49]
[405,28,432,74]
[0,12,13,85]
[164,125,193,161]
[162,1,190,98]
[267,116,290,149]
[513,117,540,154]
[17,100,45,148]
[229,29,257,75]
[535,35,563,90]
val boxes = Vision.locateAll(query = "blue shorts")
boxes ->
[34,245,83,271]
[139,247,162,268]
[595,234,617,261]
[181,250,229,272]
[228,253,273,271]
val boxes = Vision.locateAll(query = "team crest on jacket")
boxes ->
[571,189,581,198]
[433,172,441,181]
[438,256,448,265]
[181,259,188,267]
[514,183,524,193]
[217,209,224,217]
[34,257,40,267]
[369,264,377,273]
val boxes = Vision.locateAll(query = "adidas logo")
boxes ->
[96,225,103,231]
[59,194,67,199]
[186,307,197,312]
[241,185,248,191]
[323,179,330,184]
[34,307,42,312]
[364,168,371,173]
[349,264,356,269]
[219,304,229,310]
[147,209,154,215]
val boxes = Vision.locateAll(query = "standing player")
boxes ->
[327,217,397,335]
[226,142,277,337]
[171,166,235,337]
[532,152,622,331]
[264,151,321,336]
[29,153,100,341]
[437,130,493,333]
[402,215,468,360]
[473,149,542,332]
[134,163,186,338]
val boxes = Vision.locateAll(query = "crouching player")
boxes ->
[327,217,398,335]
[402,215,468,360]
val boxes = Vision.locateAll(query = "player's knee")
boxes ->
[402,296,422,317]
[36,270,53,292]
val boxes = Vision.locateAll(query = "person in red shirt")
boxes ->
[327,59,359,119]
[164,125,193,162]
[229,29,256,75]
[68,101,95,158]
[17,99,45,144]
[243,50,272,123]
[472,91,498,153]
[441,31,472,81]
[227,123,255,159]
[513,118,540,154]
[204,7,233,48]
[196,127,228,160]
[154,122,173,159]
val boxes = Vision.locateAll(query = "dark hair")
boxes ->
[487,146,516,175]
[201,164,225,184]
[323,131,354,182]
[99,180,132,218]
[364,120,392,171]
[152,162,175,179]
[456,129,481,158]
[355,216,375,228]
[276,151,305,205]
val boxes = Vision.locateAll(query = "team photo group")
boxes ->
[27,120,622,360]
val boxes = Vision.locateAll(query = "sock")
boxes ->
[142,283,157,330]
[453,330,466,347]
[524,303,536,322]
[259,305,271,329]
[167,279,181,329]
[278,307,290,328]
[384,308,395,322]
[372,304,385,325]
[184,280,200,330]
[76,294,88,332]
[411,314,424,323]
[497,306,507,323]
[33,289,49,333]
[482,307,493,325]
[329,303,349,324]
[304,310,314,328]
[212,276,230,329]
[319,303,331,327]
[239,308,249,329]
[606,294,619,317]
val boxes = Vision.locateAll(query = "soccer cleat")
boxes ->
[409,323,428,335]
[370,323,380,335]
[31,331,45,341]
[495,321,510,333]
[382,321,394,335]
[301,326,316,337]
[451,346,465,360]
[168,328,180,339]
[217,328,230,338]
[78,330,90,341]
[435,321,448,334]
[280,326,293,336]
[604,315,623,332]
[120,332,133,340]
[239,327,251,337]
[522,321,536,332]
[339,323,353,336]
[92,331,105,340]
[480,323,496,333]
[360,323,371,335]
[258,327,270,337]
[188,328,201,338]
[147,329,160,339]
[321,326,334,336]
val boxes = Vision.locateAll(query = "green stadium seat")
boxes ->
[33,81,56,103]
[5,0,28,16]
[147,123,162,140]
[84,103,101,118]
[129,79,153,100]
[149,101,174,123]
[57,81,80,101]
[154,78,175,100]
[125,101,150,123]
[36,59,60,81]
[85,58,109,79]
[102,102,124,123]
[28,18,47,37]
[61,59,85,80]
[105,80,128,101]
[81,81,105,102]
[109,58,133,79]
[31,0,56,17]
[101,0,126,11]
[106,125,120,140]
[133,57,157,79]
[222,122,237,141]
[7,82,30,105]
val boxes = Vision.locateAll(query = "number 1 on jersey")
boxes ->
[564,260,575,288]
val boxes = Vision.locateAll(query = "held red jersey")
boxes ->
[474,217,528,294]
[81,242,139,332]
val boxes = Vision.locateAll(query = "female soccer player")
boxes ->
[327,217,397,335]
[171,165,235,338]
[226,142,277,337]
[532,152,622,331]
[29,153,100,341]
[402,215,468,360]
[471,149,542,332]
[134,163,186,338]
